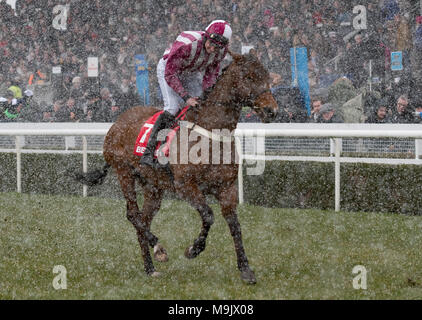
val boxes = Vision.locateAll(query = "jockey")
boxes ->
[140,20,232,167]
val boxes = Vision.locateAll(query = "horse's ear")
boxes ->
[228,50,242,62]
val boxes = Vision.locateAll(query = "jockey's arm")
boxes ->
[164,44,191,101]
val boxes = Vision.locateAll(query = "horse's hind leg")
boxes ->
[116,167,161,276]
[218,182,256,284]
[175,182,214,259]
[141,185,168,263]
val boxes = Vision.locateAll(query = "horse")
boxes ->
[74,51,278,284]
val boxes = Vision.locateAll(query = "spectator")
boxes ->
[414,104,422,124]
[273,87,307,123]
[0,90,14,122]
[391,95,413,123]
[267,45,290,87]
[309,94,324,123]
[333,0,352,26]
[327,31,341,57]
[255,39,271,69]
[55,97,85,122]
[342,33,368,89]
[19,89,43,122]
[114,76,140,112]
[0,0,419,126]
[317,103,344,123]
[41,105,54,122]
[55,74,74,102]
[412,16,422,82]
[0,89,23,122]
[275,104,308,123]
[381,0,400,22]
[365,98,391,123]
[308,48,321,89]
[91,88,118,122]
[69,76,89,112]
[85,90,101,122]
[394,13,412,74]
[51,100,64,122]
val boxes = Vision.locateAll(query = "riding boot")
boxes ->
[140,111,176,167]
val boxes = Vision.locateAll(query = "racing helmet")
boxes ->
[205,20,232,48]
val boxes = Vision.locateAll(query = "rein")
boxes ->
[180,120,234,143]
[173,106,234,143]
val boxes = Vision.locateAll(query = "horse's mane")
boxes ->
[200,53,262,102]
[199,63,231,102]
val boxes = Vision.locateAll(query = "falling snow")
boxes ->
[1,0,422,302]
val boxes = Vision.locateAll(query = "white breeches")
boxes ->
[157,58,203,115]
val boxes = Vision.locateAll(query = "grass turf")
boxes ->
[1,192,422,299]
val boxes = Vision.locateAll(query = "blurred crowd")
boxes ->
[0,0,422,123]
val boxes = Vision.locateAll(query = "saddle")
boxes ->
[133,106,190,159]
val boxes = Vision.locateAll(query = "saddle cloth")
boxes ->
[133,106,190,159]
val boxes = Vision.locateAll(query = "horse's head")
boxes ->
[228,51,279,123]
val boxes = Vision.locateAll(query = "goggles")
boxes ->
[206,32,228,48]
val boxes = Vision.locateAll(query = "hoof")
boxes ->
[154,244,169,262]
[184,246,197,259]
[241,269,257,285]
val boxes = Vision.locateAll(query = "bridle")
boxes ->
[247,89,277,120]
[249,88,272,104]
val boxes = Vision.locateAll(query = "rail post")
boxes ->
[15,136,22,193]
[415,139,422,159]
[82,136,88,197]
[236,135,244,204]
[334,138,341,212]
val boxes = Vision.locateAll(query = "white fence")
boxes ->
[0,122,421,211]
[0,123,110,197]
[236,123,422,211]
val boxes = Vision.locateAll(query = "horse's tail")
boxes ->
[73,163,111,186]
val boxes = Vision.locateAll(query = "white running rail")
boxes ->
[0,122,421,211]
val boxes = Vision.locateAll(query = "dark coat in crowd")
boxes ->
[54,100,85,122]
[316,113,344,123]
[0,99,9,122]
[365,110,392,123]
[19,99,43,122]
[391,108,414,123]
[90,98,117,122]
[114,85,140,113]
[272,86,307,123]
[415,24,422,50]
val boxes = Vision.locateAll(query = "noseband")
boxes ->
[248,89,277,120]
[249,89,271,103]
[247,89,272,110]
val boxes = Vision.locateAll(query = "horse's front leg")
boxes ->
[218,182,256,284]
[174,179,214,259]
